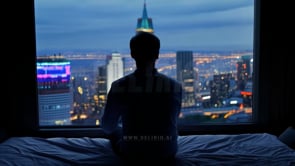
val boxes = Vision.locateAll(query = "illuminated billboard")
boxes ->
[37,58,71,94]
[37,61,70,83]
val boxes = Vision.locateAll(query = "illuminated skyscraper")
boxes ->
[106,52,124,93]
[136,0,154,33]
[176,51,196,108]
[210,73,232,107]
[36,55,73,126]
[96,65,107,117]
[236,55,252,90]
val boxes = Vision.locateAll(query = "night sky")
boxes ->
[34,0,254,55]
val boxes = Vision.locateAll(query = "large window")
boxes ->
[35,0,256,128]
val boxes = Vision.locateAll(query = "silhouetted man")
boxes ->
[101,32,182,163]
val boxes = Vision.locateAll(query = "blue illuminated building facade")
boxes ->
[37,55,73,126]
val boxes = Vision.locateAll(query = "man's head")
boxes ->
[129,32,160,63]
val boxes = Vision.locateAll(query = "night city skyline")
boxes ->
[35,0,254,126]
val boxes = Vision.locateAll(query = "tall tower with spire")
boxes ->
[136,0,154,33]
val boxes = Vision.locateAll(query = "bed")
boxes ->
[0,133,294,166]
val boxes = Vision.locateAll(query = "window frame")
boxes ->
[33,0,262,137]
[8,0,292,138]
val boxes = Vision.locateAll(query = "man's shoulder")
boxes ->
[154,72,182,93]
[155,72,181,85]
[111,73,135,85]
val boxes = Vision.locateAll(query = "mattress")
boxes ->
[0,133,294,166]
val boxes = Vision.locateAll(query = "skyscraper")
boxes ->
[176,51,196,108]
[106,52,124,93]
[136,0,154,33]
[36,55,73,126]
[210,73,232,107]
[236,55,252,90]
[96,65,107,118]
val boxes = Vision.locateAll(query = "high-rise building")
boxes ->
[36,55,73,126]
[96,65,107,118]
[106,52,124,93]
[71,75,93,124]
[72,76,91,106]
[176,50,196,108]
[236,55,252,90]
[136,0,154,33]
[210,73,232,107]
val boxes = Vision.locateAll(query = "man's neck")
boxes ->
[136,62,154,70]
[135,62,156,75]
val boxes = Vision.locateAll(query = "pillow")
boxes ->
[279,126,295,149]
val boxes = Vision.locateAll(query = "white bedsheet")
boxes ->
[0,133,294,166]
